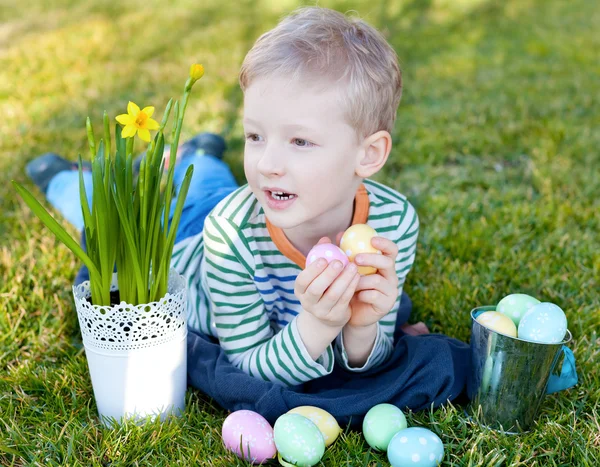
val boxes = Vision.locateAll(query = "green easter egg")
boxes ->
[497,293,540,326]
[362,403,407,451]
[274,414,325,467]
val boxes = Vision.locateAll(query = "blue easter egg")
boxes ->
[387,427,444,467]
[518,302,568,344]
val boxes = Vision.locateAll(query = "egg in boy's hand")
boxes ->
[339,224,400,328]
[340,224,381,275]
[305,243,349,269]
[305,223,381,275]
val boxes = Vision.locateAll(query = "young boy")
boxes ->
[172,6,428,387]
[29,7,468,418]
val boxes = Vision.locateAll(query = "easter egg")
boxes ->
[305,243,349,269]
[340,224,380,275]
[387,427,444,467]
[362,403,407,451]
[497,293,540,326]
[221,410,276,464]
[288,406,342,447]
[476,311,517,338]
[518,302,568,344]
[274,414,325,467]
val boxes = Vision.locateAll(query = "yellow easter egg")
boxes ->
[476,311,517,337]
[340,224,379,275]
[287,406,342,447]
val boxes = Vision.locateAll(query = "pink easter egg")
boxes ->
[221,410,276,464]
[305,243,350,269]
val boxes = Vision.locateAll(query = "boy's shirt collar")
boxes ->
[266,183,370,269]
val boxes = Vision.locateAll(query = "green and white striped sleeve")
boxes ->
[202,215,334,386]
[334,201,420,371]
[334,323,393,372]
[171,233,212,334]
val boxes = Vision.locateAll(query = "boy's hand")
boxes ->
[295,237,361,329]
[345,236,399,328]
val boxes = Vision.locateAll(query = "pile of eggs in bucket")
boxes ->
[477,293,568,343]
[221,404,445,466]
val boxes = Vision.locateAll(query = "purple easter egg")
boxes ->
[305,243,350,269]
[222,410,276,464]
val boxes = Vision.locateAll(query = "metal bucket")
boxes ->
[467,306,573,433]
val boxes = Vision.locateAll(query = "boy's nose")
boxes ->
[257,144,284,177]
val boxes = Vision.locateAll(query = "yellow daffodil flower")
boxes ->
[115,101,160,142]
[189,63,204,82]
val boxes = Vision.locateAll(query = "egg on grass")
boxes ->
[362,403,407,451]
[287,406,342,447]
[274,413,325,467]
[221,410,276,464]
[387,427,444,467]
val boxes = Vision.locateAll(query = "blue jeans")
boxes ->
[46,152,238,285]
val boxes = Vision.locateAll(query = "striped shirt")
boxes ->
[171,179,419,386]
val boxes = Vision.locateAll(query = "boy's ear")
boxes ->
[355,130,392,178]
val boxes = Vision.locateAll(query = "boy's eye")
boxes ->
[245,134,314,147]
[292,138,314,148]
[245,133,261,142]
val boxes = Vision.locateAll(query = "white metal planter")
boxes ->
[73,269,187,426]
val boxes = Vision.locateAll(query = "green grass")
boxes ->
[1,0,599,465]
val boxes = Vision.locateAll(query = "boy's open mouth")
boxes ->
[263,188,298,211]
[266,190,297,201]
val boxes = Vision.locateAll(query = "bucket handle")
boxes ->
[546,346,578,394]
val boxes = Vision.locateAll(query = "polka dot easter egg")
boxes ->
[497,293,540,326]
[518,302,568,344]
[287,406,342,447]
[362,403,407,451]
[221,410,276,464]
[340,224,380,275]
[476,311,517,337]
[387,427,444,467]
[305,243,349,269]
[273,414,325,467]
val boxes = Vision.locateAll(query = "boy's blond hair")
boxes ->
[239,6,402,140]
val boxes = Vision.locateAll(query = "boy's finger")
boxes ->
[357,289,389,309]
[354,253,396,281]
[335,231,344,246]
[355,273,385,292]
[305,260,346,299]
[295,259,328,296]
[317,236,332,245]
[370,236,398,258]
[330,273,360,313]
[321,265,359,310]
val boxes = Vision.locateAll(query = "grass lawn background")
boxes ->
[1,0,598,465]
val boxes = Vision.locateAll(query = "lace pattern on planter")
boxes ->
[73,270,187,351]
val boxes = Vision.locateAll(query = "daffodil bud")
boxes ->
[189,64,204,82]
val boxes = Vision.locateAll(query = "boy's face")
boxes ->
[243,75,363,232]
